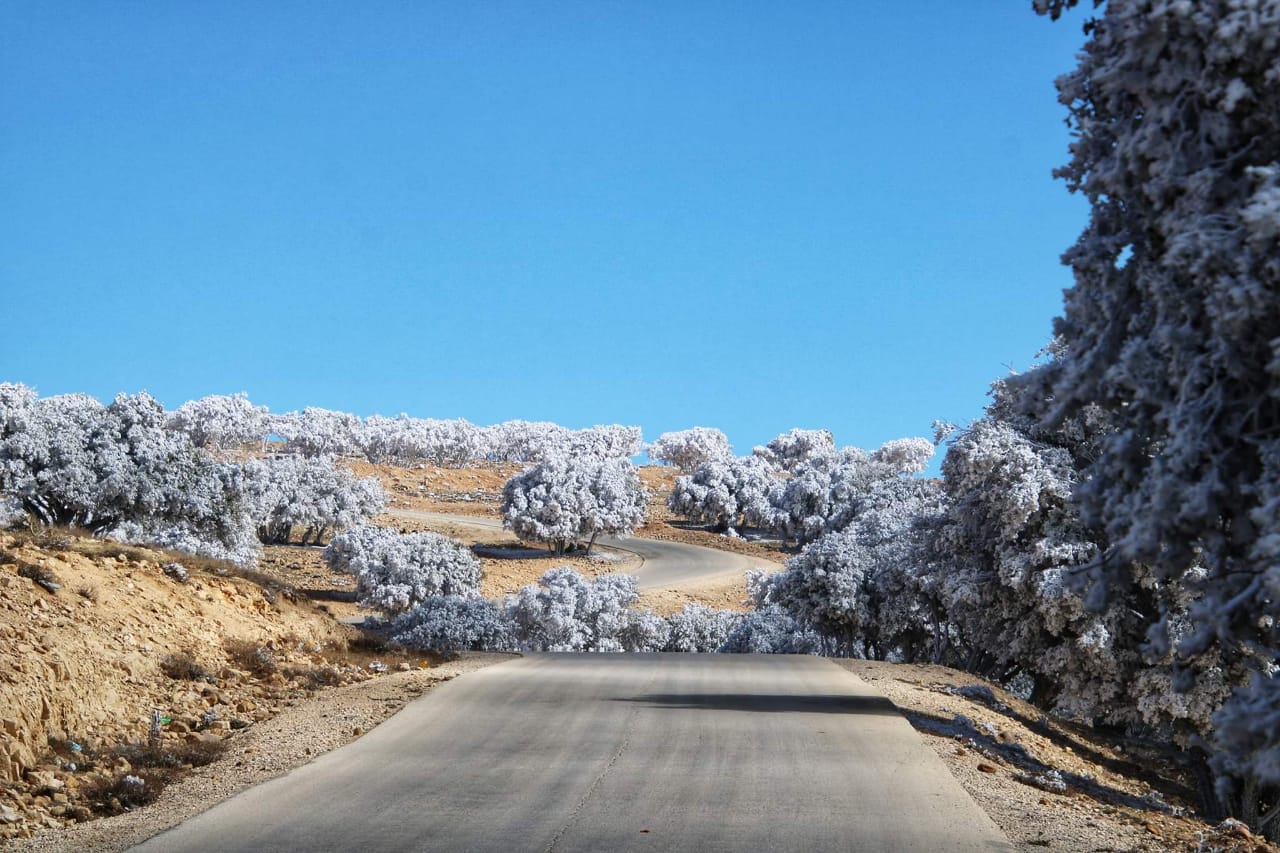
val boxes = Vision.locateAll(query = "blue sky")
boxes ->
[1,2,1092,456]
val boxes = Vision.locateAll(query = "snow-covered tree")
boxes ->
[389,596,514,651]
[271,407,362,457]
[869,437,935,475]
[648,427,733,470]
[772,476,946,659]
[719,605,820,655]
[326,525,482,615]
[0,385,261,563]
[167,393,270,451]
[355,415,485,466]
[501,456,648,555]
[504,567,642,651]
[763,438,935,547]
[753,428,836,472]
[245,455,385,545]
[1025,1,1280,833]
[667,455,775,534]
[662,604,740,652]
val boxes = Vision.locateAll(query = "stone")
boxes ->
[0,804,19,824]
[977,763,998,774]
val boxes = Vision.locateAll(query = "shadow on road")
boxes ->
[615,693,901,715]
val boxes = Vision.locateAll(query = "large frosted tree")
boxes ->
[1028,0,1280,835]
[501,455,648,555]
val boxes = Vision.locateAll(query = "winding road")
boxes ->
[389,509,773,591]
[134,654,1012,852]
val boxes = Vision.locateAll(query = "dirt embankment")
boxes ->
[0,530,464,843]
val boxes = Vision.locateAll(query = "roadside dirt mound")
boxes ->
[0,530,426,842]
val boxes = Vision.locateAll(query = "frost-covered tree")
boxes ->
[772,476,946,659]
[272,407,363,457]
[504,567,643,652]
[1025,1,1280,833]
[501,456,648,555]
[768,441,928,546]
[648,427,733,471]
[356,415,484,466]
[326,525,482,615]
[719,605,820,655]
[752,428,836,472]
[0,385,261,563]
[667,455,775,534]
[167,393,270,451]
[869,437,935,475]
[389,596,514,651]
[482,421,643,464]
[662,604,740,652]
[245,455,385,545]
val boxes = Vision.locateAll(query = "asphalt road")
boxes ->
[134,654,1012,852]
[390,510,770,590]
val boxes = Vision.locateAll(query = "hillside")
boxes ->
[0,528,474,842]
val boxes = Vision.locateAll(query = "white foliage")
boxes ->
[389,596,514,651]
[504,567,641,652]
[752,428,836,472]
[1026,0,1280,831]
[869,437,935,475]
[326,525,482,616]
[501,456,648,554]
[245,455,385,545]
[662,604,740,652]
[167,393,270,450]
[648,427,733,470]
[719,605,820,655]
[667,455,775,533]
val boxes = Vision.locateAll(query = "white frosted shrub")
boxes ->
[167,393,269,451]
[502,455,647,555]
[667,455,774,534]
[719,605,820,655]
[648,427,733,470]
[325,525,482,616]
[245,455,385,544]
[752,428,835,472]
[663,605,739,653]
[390,596,514,652]
[503,567,641,652]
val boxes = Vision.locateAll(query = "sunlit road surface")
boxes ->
[135,654,1012,852]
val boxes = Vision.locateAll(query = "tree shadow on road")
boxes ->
[615,693,901,715]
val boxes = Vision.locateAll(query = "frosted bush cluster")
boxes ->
[389,596,514,652]
[502,456,648,555]
[647,427,733,470]
[751,428,835,472]
[666,430,935,544]
[0,385,386,562]
[325,525,482,616]
[244,455,385,545]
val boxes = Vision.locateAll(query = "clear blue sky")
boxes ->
[1,2,1092,455]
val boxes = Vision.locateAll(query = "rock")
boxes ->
[352,727,364,737]
[166,720,191,734]
[184,732,222,745]
[0,804,19,824]
[977,763,998,774]
[229,719,251,730]
[25,770,62,793]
